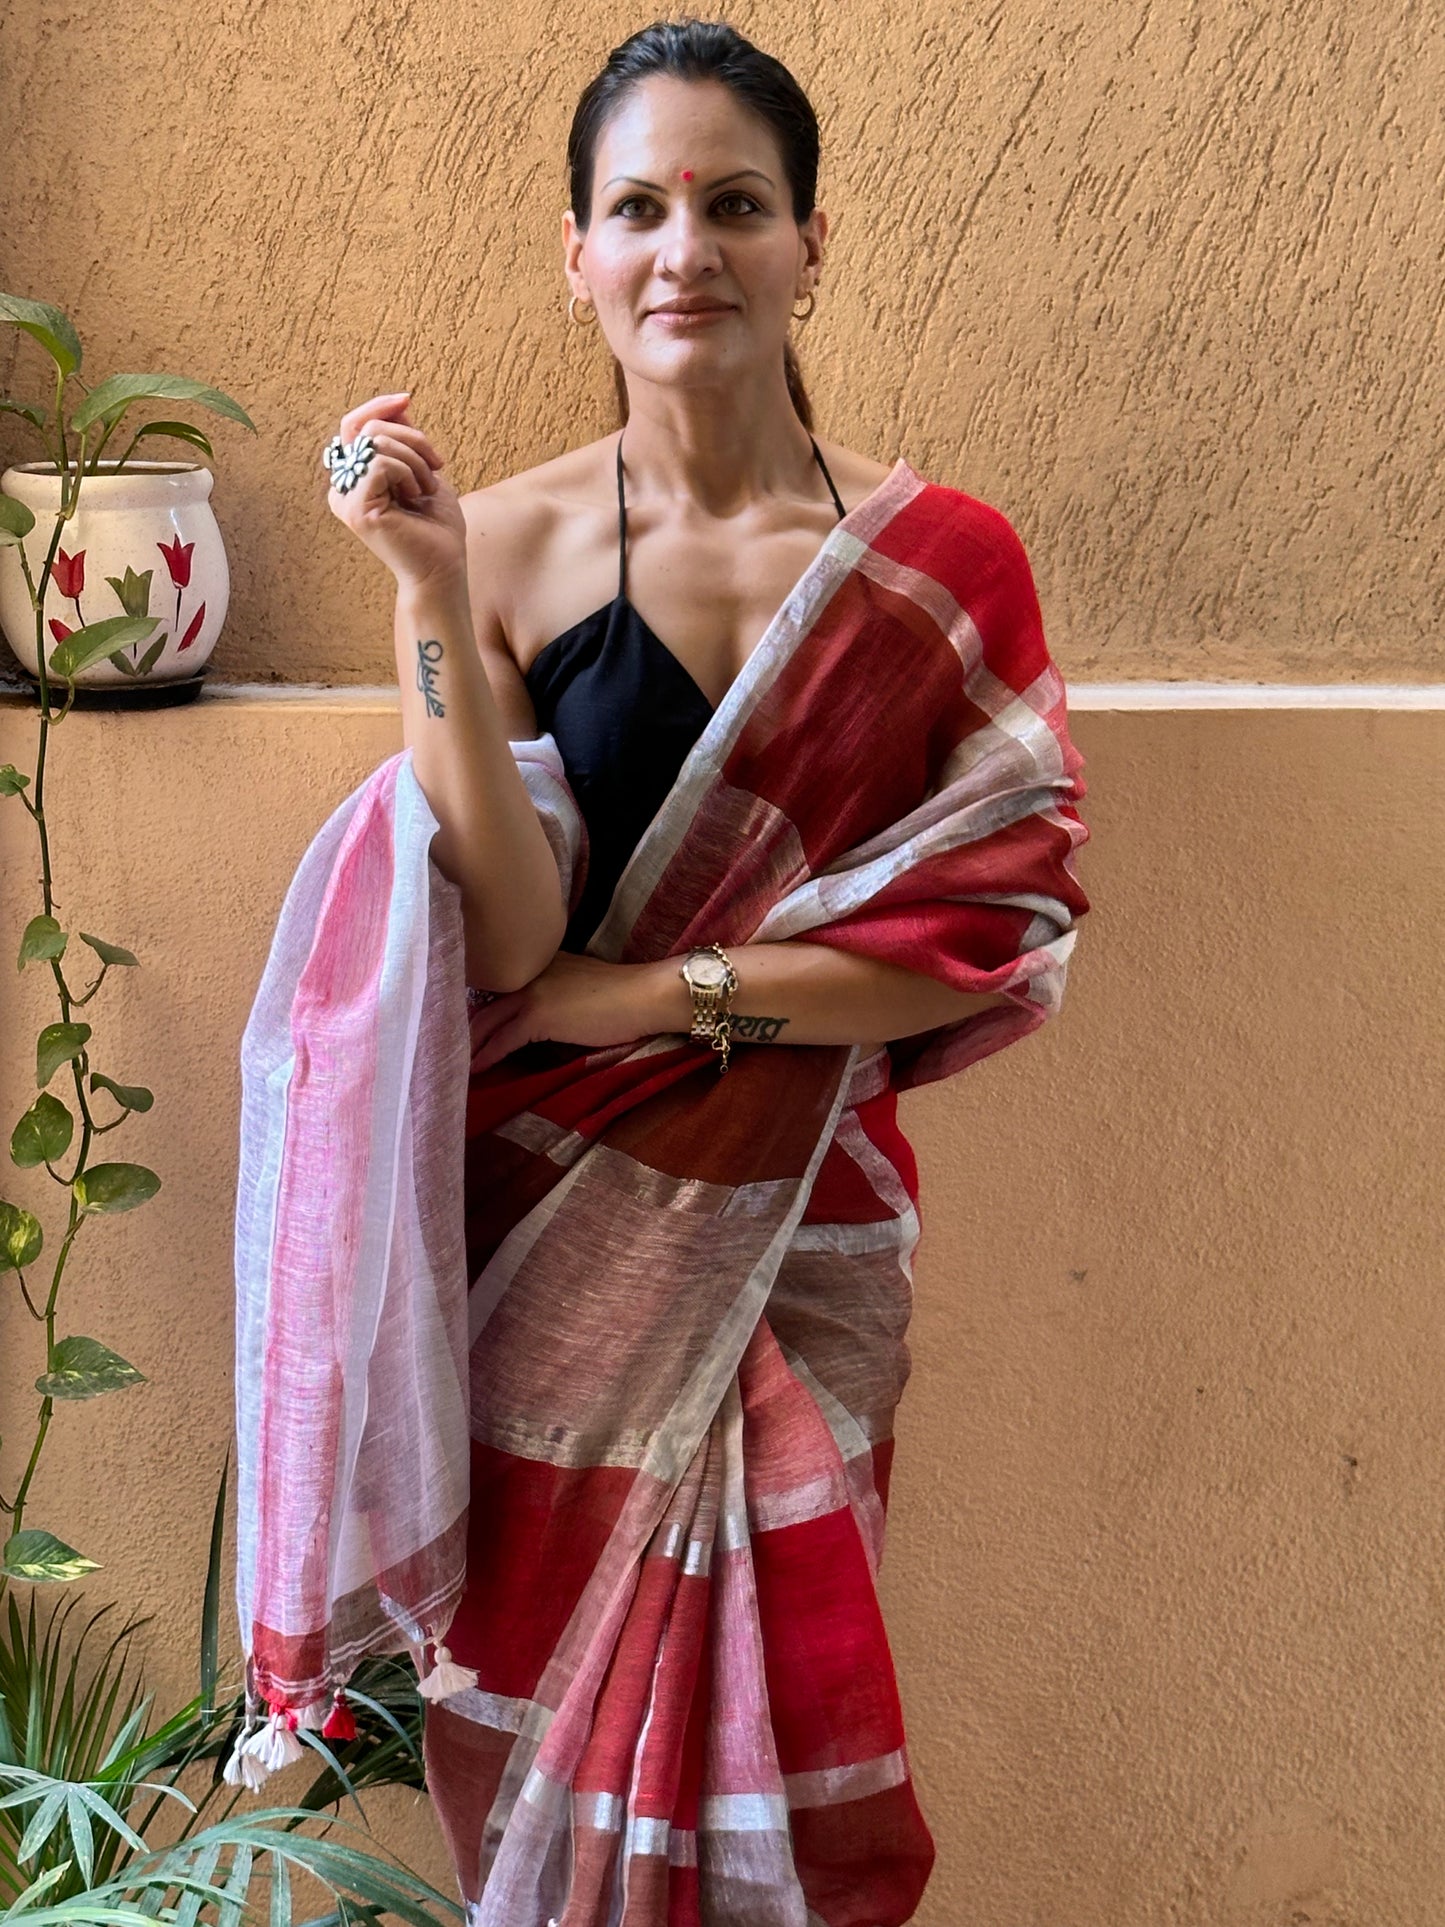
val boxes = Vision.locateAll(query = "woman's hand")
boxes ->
[467,953,673,1075]
[322,390,468,591]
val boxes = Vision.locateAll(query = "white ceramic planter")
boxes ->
[0,459,228,688]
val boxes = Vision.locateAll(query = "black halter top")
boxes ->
[524,433,847,953]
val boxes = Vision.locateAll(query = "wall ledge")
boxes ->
[3,680,1444,712]
[202,679,1445,711]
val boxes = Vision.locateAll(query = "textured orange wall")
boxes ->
[1,0,1441,684]
[2,693,1441,1924]
[2,0,1443,1921]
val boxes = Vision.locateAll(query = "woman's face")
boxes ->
[563,74,826,396]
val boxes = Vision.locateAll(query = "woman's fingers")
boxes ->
[338,393,445,469]
[323,428,437,500]
[338,391,409,443]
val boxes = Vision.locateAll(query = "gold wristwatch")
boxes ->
[679,943,738,1073]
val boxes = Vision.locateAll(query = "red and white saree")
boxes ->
[230,457,1091,1927]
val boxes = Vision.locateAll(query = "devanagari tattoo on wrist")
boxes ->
[725,1011,790,1043]
[416,637,445,717]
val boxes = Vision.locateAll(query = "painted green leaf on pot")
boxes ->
[0,1200,44,1271]
[0,493,37,543]
[90,1071,153,1114]
[135,634,169,675]
[36,1335,147,1399]
[78,931,138,966]
[1,1528,102,1582]
[47,615,160,681]
[17,914,66,970]
[73,1161,160,1213]
[103,565,154,619]
[36,1021,90,1088]
[0,293,82,378]
[70,374,256,434]
[11,1092,73,1166]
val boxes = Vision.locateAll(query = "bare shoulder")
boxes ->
[809,437,896,506]
[457,440,614,660]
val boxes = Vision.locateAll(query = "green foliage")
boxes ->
[19,916,67,969]
[0,294,444,1927]
[0,1459,454,1926]
[48,621,162,685]
[0,1202,44,1272]
[35,1339,146,1402]
[12,1097,76,1168]
[0,1533,102,1586]
[35,1026,90,1091]
[71,1166,160,1216]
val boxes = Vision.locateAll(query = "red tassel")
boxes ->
[321,1689,357,1741]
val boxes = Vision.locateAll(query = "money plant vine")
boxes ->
[0,291,254,1592]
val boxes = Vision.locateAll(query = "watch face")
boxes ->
[688,952,730,987]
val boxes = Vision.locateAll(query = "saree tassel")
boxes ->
[235,1701,309,1784]
[321,1688,358,1741]
[417,1639,479,1701]
[221,1712,265,1791]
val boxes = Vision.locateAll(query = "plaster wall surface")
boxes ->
[1,0,1441,683]
[1,695,1440,1925]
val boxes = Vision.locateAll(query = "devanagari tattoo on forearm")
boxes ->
[725,1012,790,1043]
[416,637,445,717]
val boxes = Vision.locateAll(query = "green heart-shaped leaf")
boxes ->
[10,1092,73,1167]
[78,931,138,966]
[90,1072,153,1113]
[73,1161,160,1213]
[47,616,160,681]
[36,1021,89,1087]
[36,1335,147,1399]
[18,914,66,970]
[1,1529,102,1582]
[0,765,32,795]
[0,493,37,543]
[0,1200,43,1271]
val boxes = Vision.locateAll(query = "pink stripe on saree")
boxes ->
[232,457,1090,1926]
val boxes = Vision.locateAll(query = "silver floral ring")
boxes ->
[322,433,377,494]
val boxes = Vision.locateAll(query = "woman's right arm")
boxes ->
[325,391,567,992]
[393,563,568,993]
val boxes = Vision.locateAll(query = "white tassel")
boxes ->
[417,1639,479,1701]
[233,1704,309,1785]
[222,1715,260,1789]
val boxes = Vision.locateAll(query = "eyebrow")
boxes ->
[601,168,774,193]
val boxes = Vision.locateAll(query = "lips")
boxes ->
[649,302,735,315]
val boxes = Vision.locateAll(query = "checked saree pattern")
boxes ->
[232,458,1091,1926]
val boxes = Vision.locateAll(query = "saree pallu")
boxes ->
[231,458,1090,1927]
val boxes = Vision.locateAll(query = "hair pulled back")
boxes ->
[566,17,821,430]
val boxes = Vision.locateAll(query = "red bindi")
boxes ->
[680,169,694,181]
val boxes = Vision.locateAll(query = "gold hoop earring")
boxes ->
[568,293,599,326]
[791,289,816,323]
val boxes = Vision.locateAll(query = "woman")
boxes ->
[230,19,1091,1927]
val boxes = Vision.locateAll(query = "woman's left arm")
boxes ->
[634,938,1010,1047]
[465,941,1010,1073]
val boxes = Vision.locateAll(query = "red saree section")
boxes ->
[432,1048,934,1927]
[232,454,1089,1927]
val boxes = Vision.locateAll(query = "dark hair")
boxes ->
[566,17,820,431]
